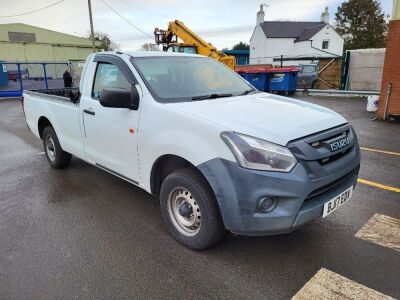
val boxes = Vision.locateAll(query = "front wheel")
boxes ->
[160,168,224,250]
[43,126,71,169]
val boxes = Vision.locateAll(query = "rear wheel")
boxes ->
[311,81,317,89]
[43,126,71,169]
[160,168,224,250]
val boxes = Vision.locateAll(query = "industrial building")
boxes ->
[0,23,96,62]
[222,49,249,66]
[0,23,99,83]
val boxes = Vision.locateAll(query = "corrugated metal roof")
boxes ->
[0,23,97,46]
[222,50,249,55]
[260,21,324,40]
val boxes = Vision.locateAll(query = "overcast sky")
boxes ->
[0,0,393,51]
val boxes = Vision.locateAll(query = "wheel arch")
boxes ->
[38,116,53,139]
[150,154,194,196]
[150,155,215,199]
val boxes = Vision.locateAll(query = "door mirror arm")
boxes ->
[130,85,140,110]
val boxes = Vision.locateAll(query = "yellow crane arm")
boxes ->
[154,20,236,70]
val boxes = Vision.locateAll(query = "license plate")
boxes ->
[322,186,353,217]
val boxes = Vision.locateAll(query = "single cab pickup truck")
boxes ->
[23,51,360,249]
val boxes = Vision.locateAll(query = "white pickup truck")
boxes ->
[23,51,360,249]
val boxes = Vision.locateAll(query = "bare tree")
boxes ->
[140,43,160,51]
[86,31,119,51]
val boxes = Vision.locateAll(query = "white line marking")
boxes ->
[37,152,45,155]
[355,214,400,252]
[292,268,394,300]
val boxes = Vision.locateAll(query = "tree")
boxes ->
[140,43,160,51]
[86,31,119,51]
[232,42,250,50]
[335,0,387,50]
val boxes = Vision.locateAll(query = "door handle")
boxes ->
[84,108,95,116]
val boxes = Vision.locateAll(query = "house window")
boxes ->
[322,40,329,49]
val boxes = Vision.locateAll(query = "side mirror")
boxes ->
[100,85,140,110]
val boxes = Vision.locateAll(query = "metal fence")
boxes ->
[0,61,85,97]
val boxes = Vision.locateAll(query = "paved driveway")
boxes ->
[0,96,399,299]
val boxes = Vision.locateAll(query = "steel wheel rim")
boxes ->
[167,187,201,236]
[45,135,56,162]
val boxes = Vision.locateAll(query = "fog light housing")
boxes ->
[258,197,276,212]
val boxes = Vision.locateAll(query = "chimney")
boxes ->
[257,4,265,26]
[320,6,330,23]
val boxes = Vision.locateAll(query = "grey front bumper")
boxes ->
[197,125,361,236]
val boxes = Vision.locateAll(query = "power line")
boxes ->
[0,0,66,18]
[116,0,171,19]
[114,0,206,34]
[100,0,153,39]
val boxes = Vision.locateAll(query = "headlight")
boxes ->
[221,132,297,172]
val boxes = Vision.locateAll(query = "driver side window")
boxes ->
[92,63,131,99]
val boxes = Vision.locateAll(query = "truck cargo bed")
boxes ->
[26,88,80,103]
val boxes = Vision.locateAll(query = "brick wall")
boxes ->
[377,20,400,118]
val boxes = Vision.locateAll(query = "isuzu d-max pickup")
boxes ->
[23,51,360,249]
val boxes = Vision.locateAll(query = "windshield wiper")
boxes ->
[237,89,256,96]
[191,93,233,101]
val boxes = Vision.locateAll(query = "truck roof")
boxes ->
[102,51,201,58]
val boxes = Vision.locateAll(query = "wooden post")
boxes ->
[88,0,96,53]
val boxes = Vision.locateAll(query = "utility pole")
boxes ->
[88,0,96,52]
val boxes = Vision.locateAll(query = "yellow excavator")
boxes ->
[154,20,236,70]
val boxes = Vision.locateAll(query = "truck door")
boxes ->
[81,55,141,184]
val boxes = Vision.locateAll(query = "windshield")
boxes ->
[132,56,255,103]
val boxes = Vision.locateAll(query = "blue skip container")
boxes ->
[240,72,269,92]
[269,67,299,93]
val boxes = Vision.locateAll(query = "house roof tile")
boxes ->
[260,21,326,41]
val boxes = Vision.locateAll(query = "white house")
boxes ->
[250,6,344,65]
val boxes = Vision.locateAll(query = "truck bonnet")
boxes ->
[167,93,348,146]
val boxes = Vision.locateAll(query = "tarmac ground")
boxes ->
[0,95,399,299]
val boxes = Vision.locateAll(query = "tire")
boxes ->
[160,168,224,250]
[42,126,71,169]
[311,81,317,89]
